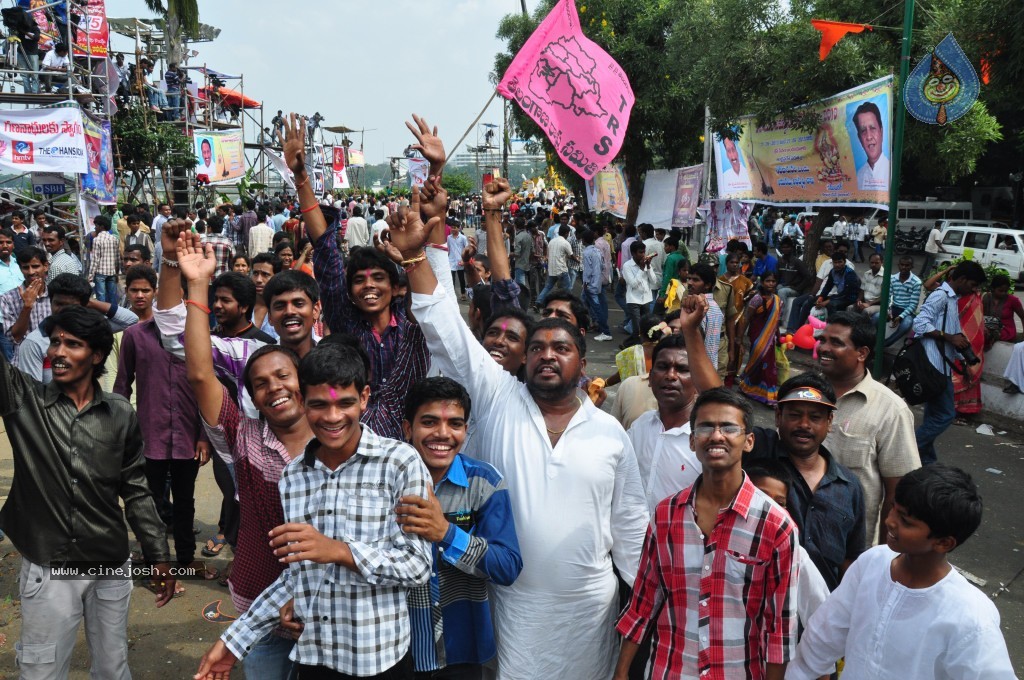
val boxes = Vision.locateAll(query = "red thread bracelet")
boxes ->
[185,299,211,315]
[300,203,319,214]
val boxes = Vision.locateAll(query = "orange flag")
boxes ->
[811,20,872,61]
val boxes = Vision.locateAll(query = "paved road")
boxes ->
[0,293,1019,677]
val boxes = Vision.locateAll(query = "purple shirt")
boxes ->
[114,319,206,460]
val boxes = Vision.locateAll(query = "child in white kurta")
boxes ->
[786,465,1016,680]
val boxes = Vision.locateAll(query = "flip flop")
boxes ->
[201,534,227,557]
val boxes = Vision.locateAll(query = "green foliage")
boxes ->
[441,170,476,197]
[143,0,200,39]
[112,106,195,172]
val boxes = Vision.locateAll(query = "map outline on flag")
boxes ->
[497,0,634,181]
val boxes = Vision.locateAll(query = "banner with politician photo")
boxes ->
[585,163,628,218]
[715,76,893,209]
[80,117,115,204]
[194,130,245,185]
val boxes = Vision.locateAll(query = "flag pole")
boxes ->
[872,0,915,378]
[440,90,500,175]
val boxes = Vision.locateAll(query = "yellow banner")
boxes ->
[716,76,893,209]
[195,130,245,185]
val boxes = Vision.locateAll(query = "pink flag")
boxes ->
[497,0,634,180]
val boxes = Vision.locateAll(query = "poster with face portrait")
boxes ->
[715,76,893,209]
[194,130,245,184]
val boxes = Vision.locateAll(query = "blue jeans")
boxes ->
[166,89,180,121]
[93,274,118,304]
[788,294,815,330]
[514,267,529,292]
[241,631,297,679]
[915,380,954,466]
[567,268,579,291]
[18,52,39,94]
[536,273,570,306]
[584,285,611,335]
[0,333,14,361]
[871,311,915,347]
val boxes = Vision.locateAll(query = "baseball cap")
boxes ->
[776,386,836,410]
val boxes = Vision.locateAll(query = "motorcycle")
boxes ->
[895,226,927,254]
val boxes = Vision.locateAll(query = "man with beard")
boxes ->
[394,186,649,680]
[746,372,867,590]
[816,312,919,544]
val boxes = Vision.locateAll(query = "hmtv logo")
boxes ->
[12,141,33,164]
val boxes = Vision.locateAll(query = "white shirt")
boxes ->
[796,546,829,630]
[622,259,657,305]
[627,410,701,513]
[925,228,943,254]
[411,284,649,680]
[856,154,890,191]
[642,237,665,285]
[720,163,752,193]
[860,267,884,303]
[787,545,1016,680]
[546,235,572,277]
[247,223,273,255]
[345,216,369,249]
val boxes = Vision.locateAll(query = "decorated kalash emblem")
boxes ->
[814,123,850,187]
[905,33,980,126]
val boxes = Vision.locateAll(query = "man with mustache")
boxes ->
[853,102,889,191]
[745,372,867,590]
[816,312,920,545]
[393,184,649,680]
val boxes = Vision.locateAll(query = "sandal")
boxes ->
[201,534,227,557]
[218,560,232,587]
[188,561,220,581]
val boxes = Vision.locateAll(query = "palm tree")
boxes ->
[142,0,199,65]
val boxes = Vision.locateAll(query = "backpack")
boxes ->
[890,301,959,404]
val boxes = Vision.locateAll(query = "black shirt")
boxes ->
[0,355,169,566]
[746,426,867,590]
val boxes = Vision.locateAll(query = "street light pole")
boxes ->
[872,0,916,378]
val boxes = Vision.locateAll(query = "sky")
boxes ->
[103,0,538,165]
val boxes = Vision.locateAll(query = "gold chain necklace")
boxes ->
[546,396,584,435]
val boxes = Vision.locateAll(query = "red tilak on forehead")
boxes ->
[501,321,508,332]
[364,269,372,280]
[329,387,337,400]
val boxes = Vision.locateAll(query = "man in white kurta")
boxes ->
[411,284,650,680]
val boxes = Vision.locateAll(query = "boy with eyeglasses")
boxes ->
[614,387,799,680]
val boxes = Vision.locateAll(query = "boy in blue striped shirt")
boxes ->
[398,377,523,679]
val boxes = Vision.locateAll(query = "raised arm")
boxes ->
[482,178,513,281]
[405,114,448,247]
[176,231,224,427]
[282,114,328,245]
[678,294,723,391]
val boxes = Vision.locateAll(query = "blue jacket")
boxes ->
[819,266,860,307]
[408,454,522,672]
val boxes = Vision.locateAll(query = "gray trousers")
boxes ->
[16,558,133,680]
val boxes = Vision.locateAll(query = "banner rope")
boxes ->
[440,89,500,175]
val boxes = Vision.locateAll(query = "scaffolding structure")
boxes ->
[0,0,112,244]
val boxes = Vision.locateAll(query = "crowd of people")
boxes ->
[0,111,1016,680]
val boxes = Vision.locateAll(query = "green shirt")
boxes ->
[662,251,685,295]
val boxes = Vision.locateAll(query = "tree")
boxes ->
[112,106,196,202]
[143,0,200,65]
[441,170,475,197]
[494,1,704,224]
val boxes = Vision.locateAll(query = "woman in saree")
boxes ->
[737,271,781,405]
[720,252,754,384]
[924,266,986,423]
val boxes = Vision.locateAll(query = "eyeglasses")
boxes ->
[693,424,746,438]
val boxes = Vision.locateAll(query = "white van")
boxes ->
[935,221,1023,280]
